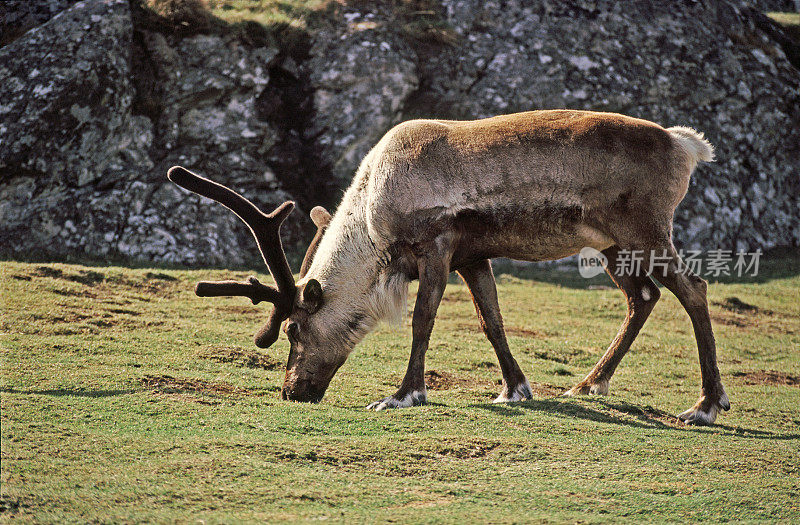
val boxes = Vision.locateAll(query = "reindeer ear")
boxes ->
[302,279,323,313]
[300,206,332,278]
[309,206,332,228]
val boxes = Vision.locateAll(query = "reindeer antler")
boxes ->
[167,166,297,348]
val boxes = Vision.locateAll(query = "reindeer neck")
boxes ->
[303,189,382,291]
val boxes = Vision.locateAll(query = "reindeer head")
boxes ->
[168,166,342,403]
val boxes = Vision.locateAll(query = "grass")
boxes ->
[1,255,799,522]
[136,0,455,65]
[767,11,800,42]
[205,0,456,52]
[207,0,329,30]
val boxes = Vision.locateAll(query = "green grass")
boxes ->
[207,0,329,29]
[767,11,800,42]
[206,0,456,53]
[2,255,799,523]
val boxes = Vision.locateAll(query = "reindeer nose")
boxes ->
[281,382,326,403]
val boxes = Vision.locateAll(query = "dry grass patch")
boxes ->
[424,369,489,391]
[732,370,800,387]
[199,345,283,370]
[141,374,251,397]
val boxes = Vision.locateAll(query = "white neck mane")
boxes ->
[303,173,408,330]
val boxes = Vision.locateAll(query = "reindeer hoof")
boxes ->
[678,405,719,426]
[564,378,609,397]
[494,380,533,403]
[366,390,426,411]
[678,388,730,426]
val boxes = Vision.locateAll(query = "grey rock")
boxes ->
[0,2,307,266]
[0,0,80,46]
[0,0,134,187]
[304,24,418,184]
[0,0,798,266]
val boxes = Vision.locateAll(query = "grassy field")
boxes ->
[1,255,799,523]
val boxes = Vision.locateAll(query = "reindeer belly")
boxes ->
[451,204,614,265]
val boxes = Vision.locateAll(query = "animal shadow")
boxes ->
[473,396,799,440]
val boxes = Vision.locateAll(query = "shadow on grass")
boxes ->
[1,387,139,397]
[5,249,797,291]
[491,247,800,289]
[473,397,800,440]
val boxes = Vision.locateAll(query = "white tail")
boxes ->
[667,126,715,164]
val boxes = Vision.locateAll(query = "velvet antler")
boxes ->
[167,166,296,348]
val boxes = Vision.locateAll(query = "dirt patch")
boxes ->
[200,346,283,370]
[85,314,166,330]
[33,266,64,279]
[732,370,800,387]
[435,440,500,459]
[424,369,489,390]
[505,326,545,338]
[412,437,505,460]
[214,304,263,315]
[108,308,139,315]
[454,322,482,334]
[145,271,178,281]
[106,275,178,298]
[390,496,453,510]
[69,270,105,286]
[711,312,752,328]
[0,495,25,515]
[33,311,89,323]
[528,381,565,397]
[710,296,780,329]
[51,288,98,298]
[141,374,250,397]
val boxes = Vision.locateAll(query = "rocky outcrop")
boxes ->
[1,0,307,266]
[0,0,81,46]
[304,23,418,184]
[306,0,799,252]
[1,0,798,266]
[0,0,134,187]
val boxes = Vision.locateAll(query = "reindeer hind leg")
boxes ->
[566,246,660,397]
[650,244,728,425]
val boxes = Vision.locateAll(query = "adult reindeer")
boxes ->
[168,109,728,425]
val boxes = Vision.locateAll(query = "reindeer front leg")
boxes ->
[457,260,533,402]
[367,253,449,410]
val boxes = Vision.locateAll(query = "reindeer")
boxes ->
[168,109,728,425]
